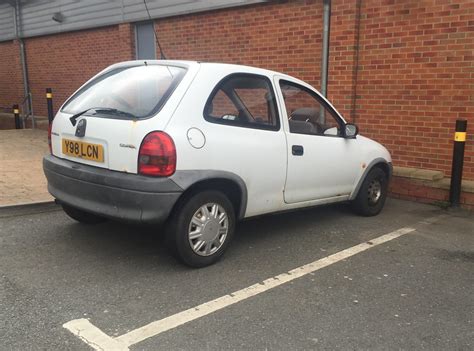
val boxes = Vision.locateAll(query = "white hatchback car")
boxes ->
[44,60,392,267]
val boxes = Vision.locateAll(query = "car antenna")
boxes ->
[143,0,167,60]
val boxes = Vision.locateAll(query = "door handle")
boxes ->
[292,145,304,156]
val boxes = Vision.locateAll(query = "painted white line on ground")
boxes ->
[63,318,128,350]
[63,225,419,350]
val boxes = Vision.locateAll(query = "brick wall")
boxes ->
[24,23,134,117]
[389,176,474,211]
[153,0,474,180]
[327,0,361,120]
[155,0,324,86]
[329,0,474,180]
[0,40,23,112]
[0,0,472,186]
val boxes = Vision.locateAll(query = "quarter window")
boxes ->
[280,80,342,137]
[204,74,279,130]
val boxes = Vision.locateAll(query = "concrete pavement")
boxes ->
[0,129,53,207]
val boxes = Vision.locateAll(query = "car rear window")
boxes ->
[61,64,186,119]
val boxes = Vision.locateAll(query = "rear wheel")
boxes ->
[166,191,235,268]
[351,167,388,216]
[62,204,106,224]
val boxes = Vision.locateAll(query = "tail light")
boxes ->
[138,131,176,177]
[48,123,52,154]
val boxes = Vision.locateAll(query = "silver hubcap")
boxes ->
[368,179,382,205]
[188,203,229,256]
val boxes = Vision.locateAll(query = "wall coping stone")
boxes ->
[393,166,474,194]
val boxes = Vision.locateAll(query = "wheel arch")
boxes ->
[170,171,248,220]
[349,158,393,200]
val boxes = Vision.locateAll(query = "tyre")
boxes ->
[62,204,107,224]
[166,190,235,268]
[351,167,388,216]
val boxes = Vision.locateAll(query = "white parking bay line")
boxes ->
[63,318,128,350]
[64,226,416,350]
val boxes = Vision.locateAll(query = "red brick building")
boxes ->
[0,0,473,208]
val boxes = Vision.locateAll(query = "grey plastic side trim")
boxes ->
[171,170,248,219]
[349,158,393,200]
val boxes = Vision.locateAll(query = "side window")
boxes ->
[280,80,342,137]
[204,74,280,130]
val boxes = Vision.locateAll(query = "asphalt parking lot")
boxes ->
[1,199,473,350]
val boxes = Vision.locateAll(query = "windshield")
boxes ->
[61,65,186,118]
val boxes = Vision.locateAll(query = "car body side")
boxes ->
[44,60,392,224]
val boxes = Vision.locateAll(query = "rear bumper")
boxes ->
[43,155,183,223]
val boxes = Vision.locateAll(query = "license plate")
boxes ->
[62,139,104,162]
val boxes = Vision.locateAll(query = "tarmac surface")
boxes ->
[1,199,472,350]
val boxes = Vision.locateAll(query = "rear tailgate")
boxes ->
[51,115,150,173]
[50,61,199,174]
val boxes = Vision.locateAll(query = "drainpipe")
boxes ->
[350,0,362,123]
[319,0,331,124]
[13,0,32,127]
[19,41,29,103]
[320,0,331,98]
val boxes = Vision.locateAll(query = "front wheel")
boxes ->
[351,167,388,216]
[166,191,235,268]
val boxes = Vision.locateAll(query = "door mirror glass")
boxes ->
[344,123,358,138]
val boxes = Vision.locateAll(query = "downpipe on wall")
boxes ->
[319,0,331,124]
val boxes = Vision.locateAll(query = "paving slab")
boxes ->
[0,129,53,207]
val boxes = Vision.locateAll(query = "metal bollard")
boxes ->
[46,88,54,124]
[449,119,467,207]
[13,104,21,129]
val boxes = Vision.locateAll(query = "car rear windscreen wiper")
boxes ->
[69,107,135,126]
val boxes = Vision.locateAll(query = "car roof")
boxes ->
[100,60,345,122]
[108,60,285,77]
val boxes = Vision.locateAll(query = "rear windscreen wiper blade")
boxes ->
[69,107,134,126]
[70,108,97,126]
[94,108,135,119]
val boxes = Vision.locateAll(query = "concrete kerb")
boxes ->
[0,200,55,210]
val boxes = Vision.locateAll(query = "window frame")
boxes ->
[203,73,281,132]
[279,79,346,138]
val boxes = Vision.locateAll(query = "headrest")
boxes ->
[290,107,319,121]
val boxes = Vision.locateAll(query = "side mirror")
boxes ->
[344,123,359,138]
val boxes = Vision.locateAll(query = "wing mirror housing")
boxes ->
[344,123,359,138]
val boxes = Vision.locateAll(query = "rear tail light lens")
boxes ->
[138,131,176,177]
[48,123,52,154]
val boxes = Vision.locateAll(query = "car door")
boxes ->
[169,71,288,217]
[276,77,362,204]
